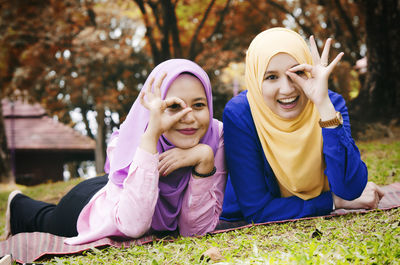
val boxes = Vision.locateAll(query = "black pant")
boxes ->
[10,174,109,237]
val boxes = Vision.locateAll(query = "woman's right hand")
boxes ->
[139,73,192,153]
[332,182,385,210]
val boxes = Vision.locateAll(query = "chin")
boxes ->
[282,113,300,119]
[166,134,200,149]
[175,140,200,149]
[165,130,206,149]
[276,108,302,120]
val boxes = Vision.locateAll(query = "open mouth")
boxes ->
[177,128,198,135]
[277,96,299,109]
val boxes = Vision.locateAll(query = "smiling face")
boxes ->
[261,53,309,119]
[163,74,210,149]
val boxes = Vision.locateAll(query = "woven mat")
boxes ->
[1,182,399,264]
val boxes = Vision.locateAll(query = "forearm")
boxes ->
[192,144,215,177]
[321,91,368,200]
[179,130,226,236]
[323,126,368,200]
[178,172,226,236]
[247,191,334,223]
[315,96,337,122]
[139,128,160,154]
[114,148,160,238]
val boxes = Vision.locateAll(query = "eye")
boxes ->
[193,102,206,110]
[168,103,182,111]
[295,70,306,76]
[264,74,278,81]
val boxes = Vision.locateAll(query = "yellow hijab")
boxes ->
[246,27,329,200]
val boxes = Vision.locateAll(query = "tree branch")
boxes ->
[188,0,216,58]
[207,0,231,41]
[160,0,172,59]
[161,0,182,58]
[247,0,313,36]
[133,0,161,63]
[189,0,232,60]
[81,107,94,139]
[333,0,360,57]
[147,1,162,30]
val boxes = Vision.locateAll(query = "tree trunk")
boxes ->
[95,104,106,174]
[0,100,15,183]
[362,0,400,121]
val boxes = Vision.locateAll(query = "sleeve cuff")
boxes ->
[322,125,348,146]
[188,174,216,196]
[306,191,334,216]
[132,147,159,172]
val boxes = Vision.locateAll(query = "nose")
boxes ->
[180,109,195,123]
[280,75,295,94]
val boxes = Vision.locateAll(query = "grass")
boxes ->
[358,140,400,185]
[46,210,400,265]
[1,138,399,264]
[0,178,83,240]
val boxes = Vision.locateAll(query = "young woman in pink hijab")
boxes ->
[5,59,226,244]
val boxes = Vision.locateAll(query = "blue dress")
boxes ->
[220,90,368,223]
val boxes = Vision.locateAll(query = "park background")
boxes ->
[0,0,398,183]
[0,0,399,264]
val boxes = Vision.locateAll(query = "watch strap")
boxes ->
[319,112,343,128]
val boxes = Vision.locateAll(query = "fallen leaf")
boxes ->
[200,247,224,262]
[311,228,323,239]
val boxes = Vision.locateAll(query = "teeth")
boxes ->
[278,96,297,104]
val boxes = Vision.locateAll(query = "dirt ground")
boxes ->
[354,122,400,143]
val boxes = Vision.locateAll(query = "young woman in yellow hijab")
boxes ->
[220,28,384,223]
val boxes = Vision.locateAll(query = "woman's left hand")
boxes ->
[158,144,214,177]
[286,36,344,108]
[333,182,385,210]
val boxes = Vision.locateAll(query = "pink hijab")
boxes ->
[104,59,220,232]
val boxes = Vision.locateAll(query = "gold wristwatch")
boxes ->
[319,111,343,128]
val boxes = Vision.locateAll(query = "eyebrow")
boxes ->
[193,97,207,101]
[264,70,278,76]
[264,63,300,76]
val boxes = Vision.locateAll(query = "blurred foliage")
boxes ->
[0,0,150,135]
[1,0,398,179]
[0,0,369,124]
